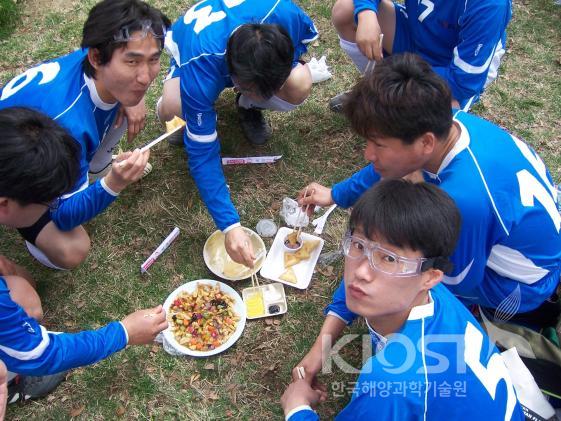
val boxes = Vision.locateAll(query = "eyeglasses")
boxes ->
[113,20,167,44]
[342,234,436,277]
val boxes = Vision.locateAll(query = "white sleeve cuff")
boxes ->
[100,178,119,197]
[222,222,241,234]
[327,311,351,325]
[118,321,129,345]
[285,405,314,421]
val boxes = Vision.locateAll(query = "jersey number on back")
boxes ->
[512,136,560,232]
[464,322,517,420]
[184,0,246,34]
[418,0,434,22]
[1,62,60,101]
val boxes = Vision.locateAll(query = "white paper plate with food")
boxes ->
[260,227,324,289]
[203,228,266,281]
[163,279,246,357]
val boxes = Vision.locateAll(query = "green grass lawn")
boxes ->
[1,0,560,419]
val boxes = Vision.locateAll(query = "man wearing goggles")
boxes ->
[298,53,561,325]
[0,0,171,270]
[282,180,523,420]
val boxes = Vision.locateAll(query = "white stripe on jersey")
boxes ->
[453,41,498,74]
[0,326,50,360]
[54,87,85,121]
[260,0,282,22]
[186,126,217,142]
[466,145,510,235]
[487,244,549,284]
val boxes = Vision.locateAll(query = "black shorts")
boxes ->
[16,210,52,245]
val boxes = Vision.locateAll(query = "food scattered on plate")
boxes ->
[165,116,186,133]
[168,283,239,351]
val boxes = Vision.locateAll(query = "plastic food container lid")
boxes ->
[256,219,278,237]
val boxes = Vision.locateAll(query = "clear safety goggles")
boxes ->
[342,233,437,277]
[113,20,167,43]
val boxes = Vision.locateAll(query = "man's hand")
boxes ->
[115,97,147,142]
[121,305,168,345]
[297,183,334,217]
[225,227,255,268]
[281,379,324,416]
[104,149,150,193]
[0,360,7,421]
[292,347,324,384]
[356,10,383,62]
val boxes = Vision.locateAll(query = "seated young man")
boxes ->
[157,0,318,269]
[282,180,523,420]
[329,0,511,111]
[0,0,171,270]
[0,108,167,403]
[299,53,561,323]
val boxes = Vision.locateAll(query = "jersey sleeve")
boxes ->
[432,1,510,106]
[288,5,319,62]
[353,0,381,20]
[324,279,358,325]
[287,408,319,421]
[331,165,380,209]
[50,179,118,231]
[0,278,127,375]
[179,58,240,231]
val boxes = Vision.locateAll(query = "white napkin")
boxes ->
[308,56,332,84]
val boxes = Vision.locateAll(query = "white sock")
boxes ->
[25,241,65,270]
[238,94,297,112]
[339,37,369,73]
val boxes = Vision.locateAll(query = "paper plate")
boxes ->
[203,228,266,281]
[163,279,246,357]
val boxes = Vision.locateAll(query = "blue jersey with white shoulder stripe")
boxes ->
[331,111,561,312]
[0,49,120,231]
[353,0,511,108]
[165,0,318,231]
[0,276,127,375]
[289,283,524,420]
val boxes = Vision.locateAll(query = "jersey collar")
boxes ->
[423,119,470,180]
[84,75,119,111]
[407,290,434,320]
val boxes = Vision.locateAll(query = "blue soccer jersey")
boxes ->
[330,111,561,313]
[0,276,127,375]
[352,0,511,109]
[0,49,121,231]
[165,0,318,231]
[288,283,524,420]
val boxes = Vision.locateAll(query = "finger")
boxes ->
[156,320,169,331]
[117,149,140,169]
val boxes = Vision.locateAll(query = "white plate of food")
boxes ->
[163,279,246,357]
[203,228,266,281]
[260,227,324,289]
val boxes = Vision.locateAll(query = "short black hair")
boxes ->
[226,23,294,100]
[0,107,80,205]
[349,179,461,272]
[81,0,171,78]
[344,53,453,144]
